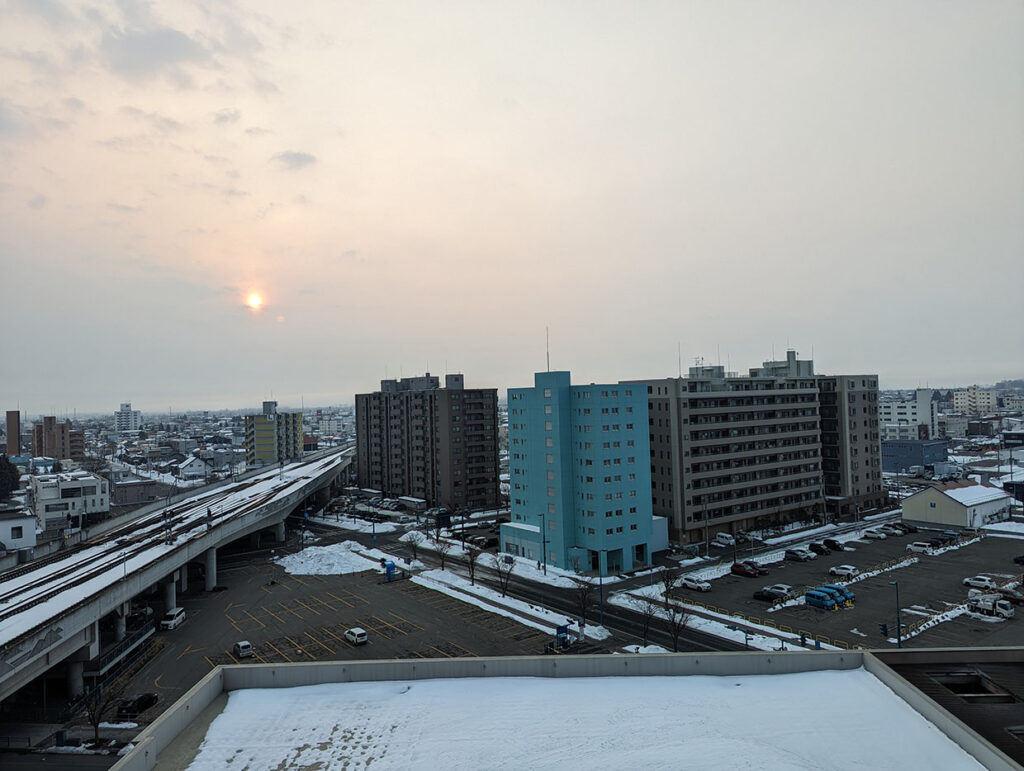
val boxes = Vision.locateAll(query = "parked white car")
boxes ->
[829,565,859,578]
[863,529,887,540]
[962,576,998,590]
[679,576,712,592]
[906,542,932,553]
[879,525,903,536]
[714,533,736,546]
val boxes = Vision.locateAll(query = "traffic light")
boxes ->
[879,623,889,637]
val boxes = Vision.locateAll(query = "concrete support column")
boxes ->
[275,522,286,542]
[179,564,188,593]
[164,578,177,611]
[67,661,84,700]
[115,612,126,642]
[250,532,261,548]
[205,547,217,592]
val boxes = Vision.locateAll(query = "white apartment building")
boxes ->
[0,504,36,552]
[879,389,937,441]
[29,471,110,534]
[114,402,142,432]
[953,386,997,416]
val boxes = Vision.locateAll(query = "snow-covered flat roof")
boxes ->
[186,670,982,770]
[502,520,540,533]
[943,485,1010,506]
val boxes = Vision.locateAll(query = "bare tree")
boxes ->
[405,531,424,560]
[83,677,128,745]
[466,546,481,585]
[491,554,515,597]
[663,599,690,653]
[571,575,597,638]
[660,566,681,602]
[628,594,660,648]
[435,538,453,571]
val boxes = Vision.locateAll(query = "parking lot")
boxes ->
[117,559,561,720]
[677,528,1024,650]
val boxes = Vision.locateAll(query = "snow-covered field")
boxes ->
[274,541,395,575]
[187,670,983,770]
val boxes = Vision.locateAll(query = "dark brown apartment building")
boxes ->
[31,416,85,461]
[355,373,500,511]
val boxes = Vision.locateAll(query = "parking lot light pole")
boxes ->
[890,580,902,648]
[538,512,547,576]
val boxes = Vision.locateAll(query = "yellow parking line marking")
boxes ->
[176,645,203,661]
[285,636,316,659]
[266,641,293,662]
[431,646,453,658]
[326,592,355,608]
[372,615,407,635]
[154,675,181,691]
[204,656,217,669]
[278,602,304,620]
[261,606,286,624]
[310,596,338,613]
[305,632,335,655]
[389,611,422,630]
[244,609,267,628]
[320,627,350,646]
[294,599,322,616]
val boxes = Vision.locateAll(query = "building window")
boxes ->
[546,438,553,447]
[546,453,554,464]
[547,470,555,480]
[545,421,553,431]
[544,405,552,414]
[544,388,552,398]
[547,486,555,497]
[548,504,556,513]
[11,526,22,539]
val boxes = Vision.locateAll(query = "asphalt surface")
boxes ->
[680,526,1024,649]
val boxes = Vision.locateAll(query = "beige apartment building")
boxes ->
[244,401,303,467]
[628,352,882,545]
[355,373,500,511]
[953,385,998,416]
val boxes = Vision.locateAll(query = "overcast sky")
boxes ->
[2,1,1021,416]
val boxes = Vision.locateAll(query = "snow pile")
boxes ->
[929,536,983,556]
[275,542,385,575]
[621,644,670,653]
[413,569,611,641]
[99,721,138,729]
[187,672,984,770]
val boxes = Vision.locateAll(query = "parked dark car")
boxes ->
[823,538,845,552]
[784,549,814,562]
[742,559,770,575]
[118,693,159,719]
[998,588,1024,606]
[808,542,830,556]
[753,589,781,601]
[898,522,918,533]
[927,538,945,547]
[730,562,759,578]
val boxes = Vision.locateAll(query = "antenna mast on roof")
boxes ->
[677,342,681,377]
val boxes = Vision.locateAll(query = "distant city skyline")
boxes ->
[2,2,1021,417]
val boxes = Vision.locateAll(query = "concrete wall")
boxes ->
[864,653,1020,771]
[902,487,966,527]
[114,652,863,771]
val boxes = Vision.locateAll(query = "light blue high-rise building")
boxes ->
[500,371,653,577]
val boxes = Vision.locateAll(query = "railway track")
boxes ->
[0,452,347,653]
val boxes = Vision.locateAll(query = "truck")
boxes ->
[967,594,1014,619]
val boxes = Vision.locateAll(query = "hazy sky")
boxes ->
[2,1,1022,416]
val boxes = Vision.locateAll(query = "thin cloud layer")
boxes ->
[272,150,316,170]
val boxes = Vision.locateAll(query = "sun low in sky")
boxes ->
[247,293,263,311]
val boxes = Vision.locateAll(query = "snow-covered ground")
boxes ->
[274,541,424,576]
[307,512,398,534]
[413,569,610,641]
[186,671,984,770]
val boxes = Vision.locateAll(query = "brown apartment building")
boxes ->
[31,416,85,461]
[629,351,882,545]
[5,410,20,456]
[355,373,500,511]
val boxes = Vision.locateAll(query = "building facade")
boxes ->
[500,371,652,576]
[114,402,142,432]
[881,439,949,474]
[626,353,823,544]
[5,410,20,456]
[244,401,303,466]
[902,482,1012,528]
[879,389,937,441]
[953,386,998,416]
[31,416,83,460]
[817,374,886,517]
[29,471,110,533]
[355,374,500,511]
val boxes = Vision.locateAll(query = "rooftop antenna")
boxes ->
[677,342,682,377]
[546,327,550,372]
[717,344,721,367]
[771,344,775,362]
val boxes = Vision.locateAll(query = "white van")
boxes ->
[714,533,736,546]
[160,607,186,630]
[232,640,254,658]
[906,542,932,553]
[344,627,368,645]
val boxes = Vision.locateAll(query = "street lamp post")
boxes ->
[890,580,902,648]
[539,512,547,576]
